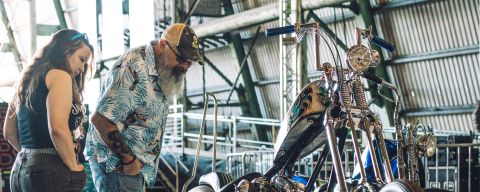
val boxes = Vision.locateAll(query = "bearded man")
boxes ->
[84,23,203,192]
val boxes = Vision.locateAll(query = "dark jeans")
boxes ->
[10,150,86,192]
[88,158,145,192]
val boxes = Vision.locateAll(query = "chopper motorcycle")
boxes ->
[186,23,436,192]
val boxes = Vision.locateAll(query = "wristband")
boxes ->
[122,155,137,165]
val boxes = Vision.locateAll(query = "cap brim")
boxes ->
[179,47,204,65]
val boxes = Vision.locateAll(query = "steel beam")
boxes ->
[53,0,67,29]
[387,45,480,65]
[192,0,349,38]
[202,56,234,87]
[223,0,267,142]
[0,0,23,70]
[400,105,476,117]
[0,43,12,52]
[30,0,37,54]
[37,24,61,36]
[373,0,433,12]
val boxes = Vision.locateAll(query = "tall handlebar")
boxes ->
[265,25,295,37]
[371,35,396,52]
[182,92,218,192]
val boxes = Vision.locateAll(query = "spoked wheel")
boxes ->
[379,179,424,192]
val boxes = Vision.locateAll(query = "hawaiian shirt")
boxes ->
[84,40,170,187]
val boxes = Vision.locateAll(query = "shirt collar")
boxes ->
[145,40,159,77]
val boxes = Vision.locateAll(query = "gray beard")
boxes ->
[156,65,185,101]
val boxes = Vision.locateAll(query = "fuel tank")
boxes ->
[273,80,331,165]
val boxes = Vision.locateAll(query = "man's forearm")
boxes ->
[91,112,135,162]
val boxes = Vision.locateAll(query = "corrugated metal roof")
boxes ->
[375,0,479,132]
[375,0,479,58]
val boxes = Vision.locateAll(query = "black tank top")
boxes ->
[17,73,84,148]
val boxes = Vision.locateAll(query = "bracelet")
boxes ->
[122,155,137,165]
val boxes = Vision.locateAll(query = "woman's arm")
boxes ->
[45,69,83,171]
[3,104,21,151]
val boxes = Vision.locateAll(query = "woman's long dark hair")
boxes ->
[12,29,94,112]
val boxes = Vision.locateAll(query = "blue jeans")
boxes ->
[88,159,144,192]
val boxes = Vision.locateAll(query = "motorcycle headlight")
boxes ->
[347,45,371,72]
[417,134,437,157]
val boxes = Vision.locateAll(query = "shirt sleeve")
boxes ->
[95,60,144,125]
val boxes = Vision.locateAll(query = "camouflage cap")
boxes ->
[161,23,203,64]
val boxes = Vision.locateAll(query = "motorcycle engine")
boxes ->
[235,176,306,192]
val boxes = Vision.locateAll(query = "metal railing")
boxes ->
[425,143,480,192]
[163,109,280,155]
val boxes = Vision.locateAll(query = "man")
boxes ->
[84,23,203,191]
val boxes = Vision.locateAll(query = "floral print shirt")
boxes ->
[84,41,170,187]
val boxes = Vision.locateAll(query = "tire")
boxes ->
[380,179,424,192]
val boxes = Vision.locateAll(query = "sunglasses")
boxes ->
[166,42,189,63]
[71,33,89,42]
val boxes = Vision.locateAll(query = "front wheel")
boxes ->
[379,179,423,192]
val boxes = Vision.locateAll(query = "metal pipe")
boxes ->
[347,111,368,184]
[469,146,472,192]
[324,111,348,191]
[457,147,460,192]
[364,122,384,186]
[183,0,200,24]
[373,122,394,183]
[191,0,349,38]
[233,116,238,153]
[176,160,179,192]
[435,148,439,187]
[314,22,321,71]
[446,147,449,189]
[225,26,261,105]
[406,123,417,182]
[206,92,218,172]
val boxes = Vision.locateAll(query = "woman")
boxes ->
[3,29,94,192]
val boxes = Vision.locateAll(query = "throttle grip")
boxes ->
[371,36,396,52]
[265,25,295,37]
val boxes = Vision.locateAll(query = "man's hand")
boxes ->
[69,163,85,172]
[121,159,143,175]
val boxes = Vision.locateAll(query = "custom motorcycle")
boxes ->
[186,23,438,192]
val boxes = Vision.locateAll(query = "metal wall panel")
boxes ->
[404,113,476,132]
[247,36,280,80]
[375,0,479,58]
[258,84,281,119]
[376,0,479,132]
